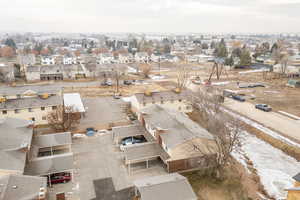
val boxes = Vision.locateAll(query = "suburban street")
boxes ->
[224,98,300,142]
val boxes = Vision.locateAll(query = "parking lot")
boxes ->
[72,132,167,200]
[79,97,129,131]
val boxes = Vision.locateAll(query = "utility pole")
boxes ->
[158,56,161,76]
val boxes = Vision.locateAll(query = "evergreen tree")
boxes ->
[4,38,16,49]
[214,38,228,58]
[239,48,252,66]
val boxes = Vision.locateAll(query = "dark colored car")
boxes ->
[48,173,71,185]
[86,127,96,136]
[232,95,245,102]
[121,136,146,146]
[255,104,272,112]
[123,80,132,85]
[249,83,265,88]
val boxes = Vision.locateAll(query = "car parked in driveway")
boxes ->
[255,104,272,112]
[232,95,245,102]
[48,172,71,185]
[121,136,146,146]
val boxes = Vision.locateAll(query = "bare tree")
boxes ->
[111,64,126,93]
[191,88,223,125]
[140,63,151,78]
[47,105,80,132]
[176,65,190,90]
[207,115,243,174]
[191,90,242,179]
[273,49,289,76]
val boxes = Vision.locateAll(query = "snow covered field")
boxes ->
[223,108,300,199]
[233,131,300,199]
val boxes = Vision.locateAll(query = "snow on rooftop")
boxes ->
[63,93,85,113]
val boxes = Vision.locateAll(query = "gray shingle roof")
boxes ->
[141,105,213,149]
[24,152,74,176]
[0,85,61,96]
[0,174,47,200]
[32,132,72,148]
[134,90,190,104]
[134,173,197,200]
[0,95,62,110]
[0,118,33,172]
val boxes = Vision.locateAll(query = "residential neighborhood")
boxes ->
[1,1,300,200]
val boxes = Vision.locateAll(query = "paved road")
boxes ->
[187,82,300,143]
[224,98,300,143]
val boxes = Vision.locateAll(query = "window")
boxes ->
[41,107,45,111]
[178,106,181,111]
[16,94,21,99]
[42,116,46,120]
[178,99,182,102]
[14,109,20,114]
[2,110,7,115]
[28,108,33,112]
[31,117,35,121]
[160,97,164,104]
[52,106,57,110]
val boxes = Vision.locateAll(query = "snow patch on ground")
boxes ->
[211,81,231,86]
[127,66,137,73]
[234,131,300,200]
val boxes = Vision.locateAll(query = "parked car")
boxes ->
[123,80,132,85]
[101,80,112,86]
[232,95,245,102]
[113,94,121,99]
[48,173,71,185]
[255,104,272,112]
[121,136,146,146]
[249,83,265,88]
[86,127,96,136]
[106,79,112,86]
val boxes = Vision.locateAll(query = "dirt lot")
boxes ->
[214,71,300,116]
[183,161,264,200]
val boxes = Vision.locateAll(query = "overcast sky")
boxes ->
[1,0,300,33]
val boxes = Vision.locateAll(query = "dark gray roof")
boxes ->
[0,118,33,172]
[293,173,300,182]
[0,174,47,200]
[134,173,197,200]
[134,90,190,104]
[0,95,62,110]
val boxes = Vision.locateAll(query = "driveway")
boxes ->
[79,97,129,130]
[224,98,300,142]
[72,132,167,200]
